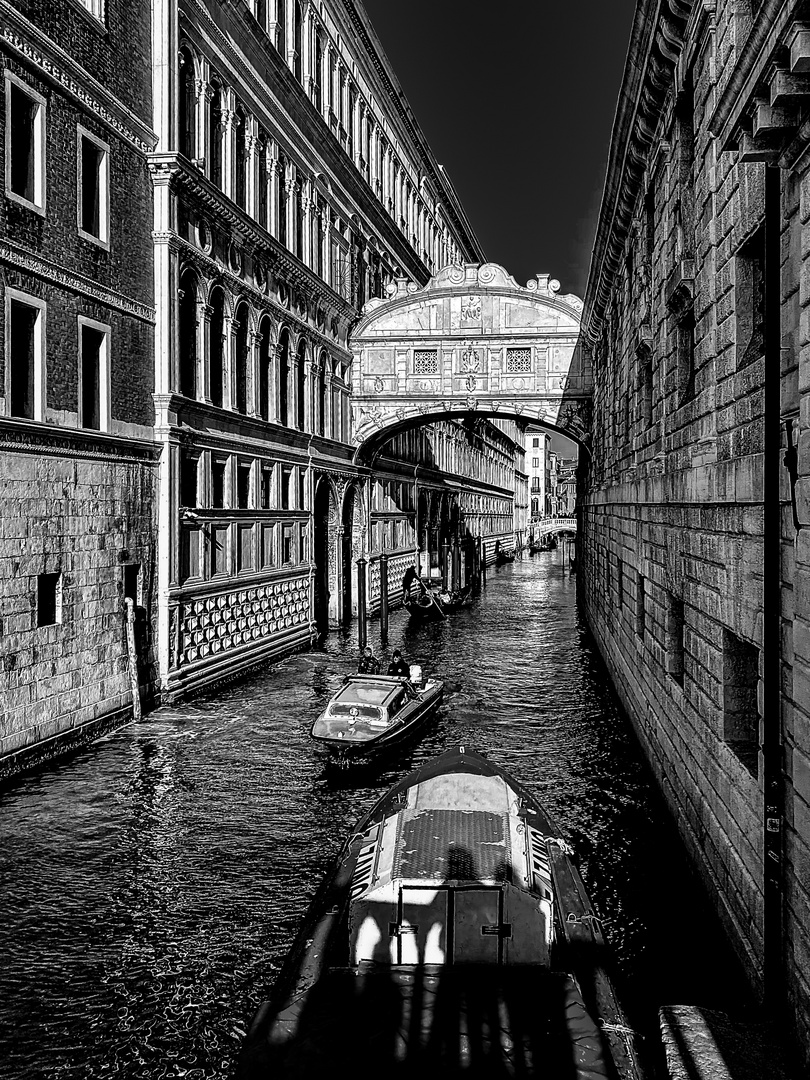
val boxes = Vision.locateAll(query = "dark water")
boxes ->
[0,554,750,1079]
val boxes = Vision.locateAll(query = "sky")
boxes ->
[361,0,638,300]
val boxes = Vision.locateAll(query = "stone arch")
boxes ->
[233,297,250,413]
[316,348,328,437]
[177,263,200,398]
[340,480,366,621]
[277,324,291,426]
[296,335,307,430]
[257,311,275,421]
[207,282,227,408]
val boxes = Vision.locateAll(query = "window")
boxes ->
[178,48,195,160]
[260,464,274,509]
[211,458,227,508]
[180,453,199,507]
[298,469,306,509]
[5,72,45,212]
[178,269,198,398]
[638,342,653,428]
[237,461,251,509]
[78,317,110,431]
[5,290,45,420]
[722,628,760,777]
[532,457,539,469]
[736,225,765,370]
[77,0,105,19]
[280,466,292,509]
[666,593,685,685]
[675,308,696,405]
[208,80,223,189]
[234,106,248,211]
[78,127,109,245]
[532,438,539,448]
[282,523,294,564]
[123,564,140,604]
[37,572,62,626]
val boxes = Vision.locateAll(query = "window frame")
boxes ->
[4,287,46,421]
[77,124,110,248]
[77,315,111,432]
[4,70,46,215]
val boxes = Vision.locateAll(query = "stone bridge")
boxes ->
[349,263,593,461]
[531,516,578,536]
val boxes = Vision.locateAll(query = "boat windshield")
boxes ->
[334,683,393,706]
[329,703,383,720]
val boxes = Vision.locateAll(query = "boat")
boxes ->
[238,745,644,1080]
[310,672,443,766]
[436,584,473,611]
[495,548,516,565]
[404,590,447,621]
[528,541,543,554]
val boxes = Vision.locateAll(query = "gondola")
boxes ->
[238,745,644,1080]
[310,673,443,767]
[404,590,447,621]
[495,549,516,565]
[436,584,473,611]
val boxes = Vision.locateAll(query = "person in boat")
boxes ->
[357,645,380,675]
[401,565,426,603]
[387,648,411,679]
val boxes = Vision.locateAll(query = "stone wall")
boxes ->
[578,0,810,1068]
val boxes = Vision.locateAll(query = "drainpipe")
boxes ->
[763,164,784,1012]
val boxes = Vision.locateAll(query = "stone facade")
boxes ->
[579,0,810,1067]
[0,0,159,777]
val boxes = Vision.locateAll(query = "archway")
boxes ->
[341,482,364,622]
[312,476,339,632]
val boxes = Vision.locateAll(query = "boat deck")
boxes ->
[243,965,613,1079]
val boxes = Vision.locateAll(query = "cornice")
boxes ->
[0,418,159,463]
[0,239,155,323]
[0,0,157,155]
[581,0,693,344]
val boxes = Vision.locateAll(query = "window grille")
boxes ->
[506,348,531,373]
[413,349,438,374]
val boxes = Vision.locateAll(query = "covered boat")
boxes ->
[238,746,644,1079]
[310,673,443,765]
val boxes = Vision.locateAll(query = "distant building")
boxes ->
[0,0,159,776]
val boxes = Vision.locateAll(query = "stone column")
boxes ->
[194,76,210,169]
[300,186,312,267]
[268,152,281,238]
[285,174,297,253]
[195,295,208,402]
[245,119,259,220]
[220,90,237,201]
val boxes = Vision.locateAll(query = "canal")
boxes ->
[0,553,751,1079]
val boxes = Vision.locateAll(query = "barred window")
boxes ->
[413,349,438,374]
[506,348,532,373]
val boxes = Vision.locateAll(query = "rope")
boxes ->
[600,1021,640,1038]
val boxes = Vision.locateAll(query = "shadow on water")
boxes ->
[0,553,752,1079]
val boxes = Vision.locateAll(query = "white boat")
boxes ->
[239,746,644,1078]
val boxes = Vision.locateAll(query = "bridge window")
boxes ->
[634,573,645,638]
[37,572,62,627]
[413,349,438,375]
[722,629,759,778]
[506,348,531,373]
[735,224,765,370]
[665,593,685,685]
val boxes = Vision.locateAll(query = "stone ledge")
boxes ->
[660,1006,795,1080]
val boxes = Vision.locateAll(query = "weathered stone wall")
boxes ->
[579,0,810,1068]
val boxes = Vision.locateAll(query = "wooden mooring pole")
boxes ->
[357,557,367,650]
[379,552,389,641]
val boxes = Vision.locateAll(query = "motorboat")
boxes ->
[238,745,644,1079]
[310,672,443,766]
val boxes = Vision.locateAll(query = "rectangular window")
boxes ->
[78,127,109,245]
[237,461,252,509]
[635,573,646,638]
[5,290,45,420]
[180,454,199,508]
[666,593,685,685]
[298,469,306,510]
[78,318,109,431]
[211,525,229,575]
[722,628,760,777]
[532,457,539,468]
[77,0,105,19]
[675,308,696,406]
[211,459,227,509]
[736,225,765,370]
[260,465,274,509]
[37,572,62,626]
[261,523,275,567]
[282,523,294,564]
[299,523,308,563]
[280,466,292,509]
[123,564,140,604]
[532,438,539,448]
[617,558,624,607]
[238,524,254,571]
[5,72,45,212]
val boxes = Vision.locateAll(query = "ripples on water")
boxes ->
[0,554,749,1079]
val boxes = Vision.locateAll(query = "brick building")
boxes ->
[579,0,810,1065]
[0,0,158,778]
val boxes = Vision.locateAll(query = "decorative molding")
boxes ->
[0,1,157,154]
[0,240,155,323]
[0,418,159,463]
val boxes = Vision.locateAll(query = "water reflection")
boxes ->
[0,552,748,1079]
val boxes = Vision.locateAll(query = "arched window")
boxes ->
[258,315,273,420]
[313,27,323,108]
[234,299,250,413]
[257,133,269,230]
[293,2,303,81]
[209,79,223,189]
[178,268,198,398]
[312,203,322,277]
[234,105,248,211]
[276,0,286,57]
[296,338,306,430]
[295,181,304,257]
[209,286,225,407]
[278,327,290,425]
[277,157,287,246]
[317,351,327,437]
[178,47,195,160]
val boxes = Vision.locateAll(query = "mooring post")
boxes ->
[441,540,450,591]
[452,538,460,591]
[379,552,389,641]
[357,557,367,649]
[479,537,487,587]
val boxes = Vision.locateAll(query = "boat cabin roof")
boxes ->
[335,677,411,708]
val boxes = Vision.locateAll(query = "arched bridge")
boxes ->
[531,517,577,536]
[349,263,593,460]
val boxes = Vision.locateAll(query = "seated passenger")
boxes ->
[387,649,410,679]
[357,646,380,675]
